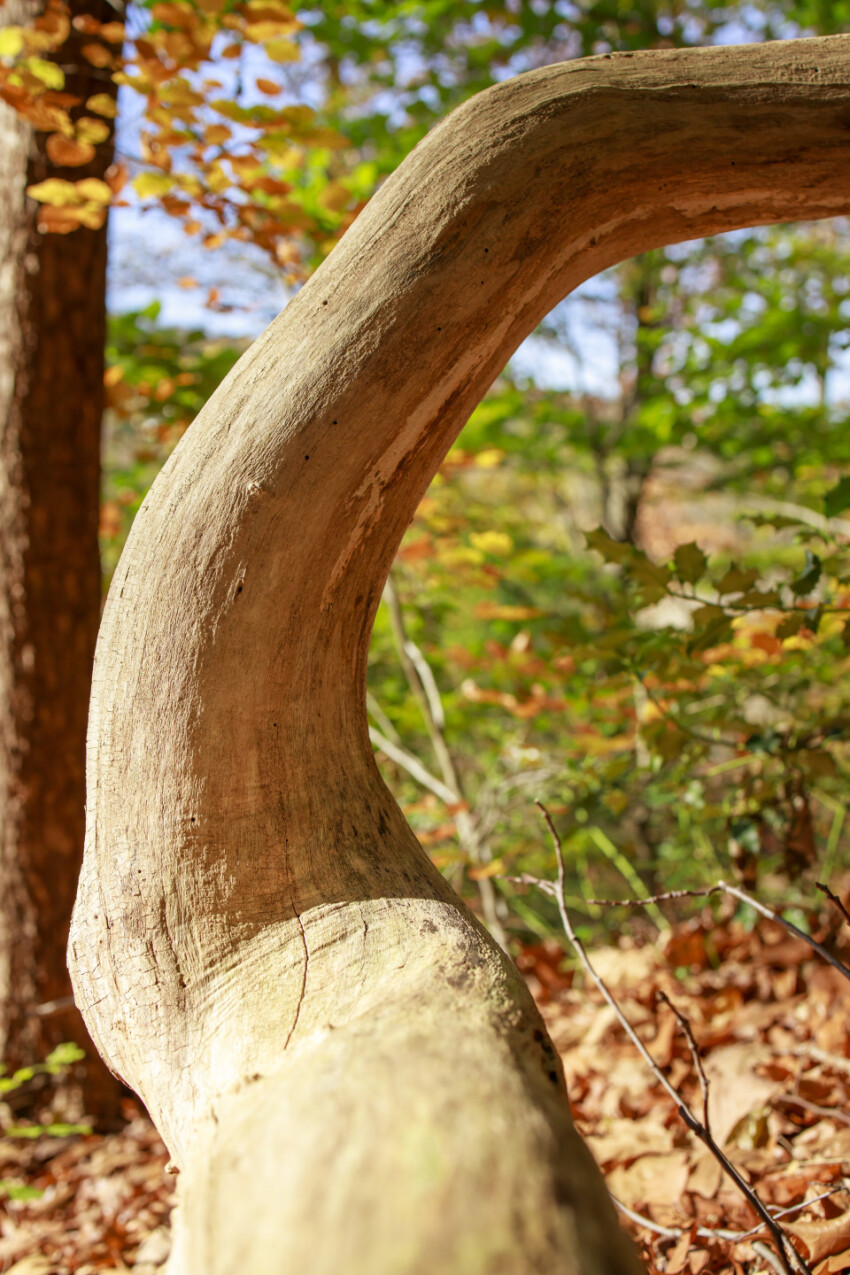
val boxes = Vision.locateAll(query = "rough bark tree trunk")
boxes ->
[70,35,850,1274]
[0,0,119,1113]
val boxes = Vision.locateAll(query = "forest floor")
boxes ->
[3,904,850,1275]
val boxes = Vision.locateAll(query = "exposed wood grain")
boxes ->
[70,36,850,1275]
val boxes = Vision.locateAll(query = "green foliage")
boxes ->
[0,1041,86,1095]
[0,1042,91,1195]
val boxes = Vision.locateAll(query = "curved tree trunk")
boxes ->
[70,36,850,1273]
[0,0,119,1115]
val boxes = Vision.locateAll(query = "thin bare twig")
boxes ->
[510,872,850,983]
[382,576,508,947]
[610,1184,848,1246]
[33,995,75,1018]
[775,1094,850,1128]
[718,880,850,984]
[368,727,457,806]
[656,990,711,1136]
[754,1240,792,1275]
[534,802,812,1275]
[816,881,850,929]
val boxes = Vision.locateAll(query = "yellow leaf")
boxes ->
[0,27,26,58]
[229,154,260,176]
[132,171,175,198]
[159,78,204,107]
[204,161,230,192]
[177,276,198,288]
[258,137,301,163]
[244,21,299,42]
[76,178,112,203]
[46,135,95,166]
[474,603,543,621]
[244,0,296,14]
[77,203,108,229]
[76,116,110,145]
[475,449,505,468]
[174,173,203,197]
[26,177,80,206]
[264,36,299,61]
[25,56,65,89]
[86,93,117,118]
[469,531,513,557]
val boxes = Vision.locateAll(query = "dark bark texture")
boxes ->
[0,0,119,1114]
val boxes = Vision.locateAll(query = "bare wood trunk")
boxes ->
[70,36,850,1272]
[0,0,119,1113]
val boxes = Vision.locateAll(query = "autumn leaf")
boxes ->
[0,27,26,57]
[81,42,113,68]
[85,93,117,118]
[45,134,94,165]
[75,178,111,202]
[76,116,111,145]
[264,36,299,61]
[132,172,175,198]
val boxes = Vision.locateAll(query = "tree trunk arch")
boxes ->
[70,36,850,1275]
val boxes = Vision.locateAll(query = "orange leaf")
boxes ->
[81,42,113,67]
[788,1213,850,1264]
[45,134,95,166]
[255,77,280,95]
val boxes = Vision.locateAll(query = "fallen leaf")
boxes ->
[606,1151,690,1208]
[787,1211,850,1263]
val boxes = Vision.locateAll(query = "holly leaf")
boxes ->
[715,564,760,596]
[789,551,822,597]
[776,612,807,640]
[673,542,708,585]
[688,613,733,654]
[585,527,631,565]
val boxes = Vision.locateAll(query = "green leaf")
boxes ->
[776,612,807,640]
[691,604,725,627]
[737,589,782,608]
[45,1042,85,1068]
[715,564,760,596]
[789,551,822,597]
[825,476,850,519]
[673,542,708,584]
[585,527,631,565]
[688,613,733,654]
[630,554,672,590]
[0,1180,43,1201]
